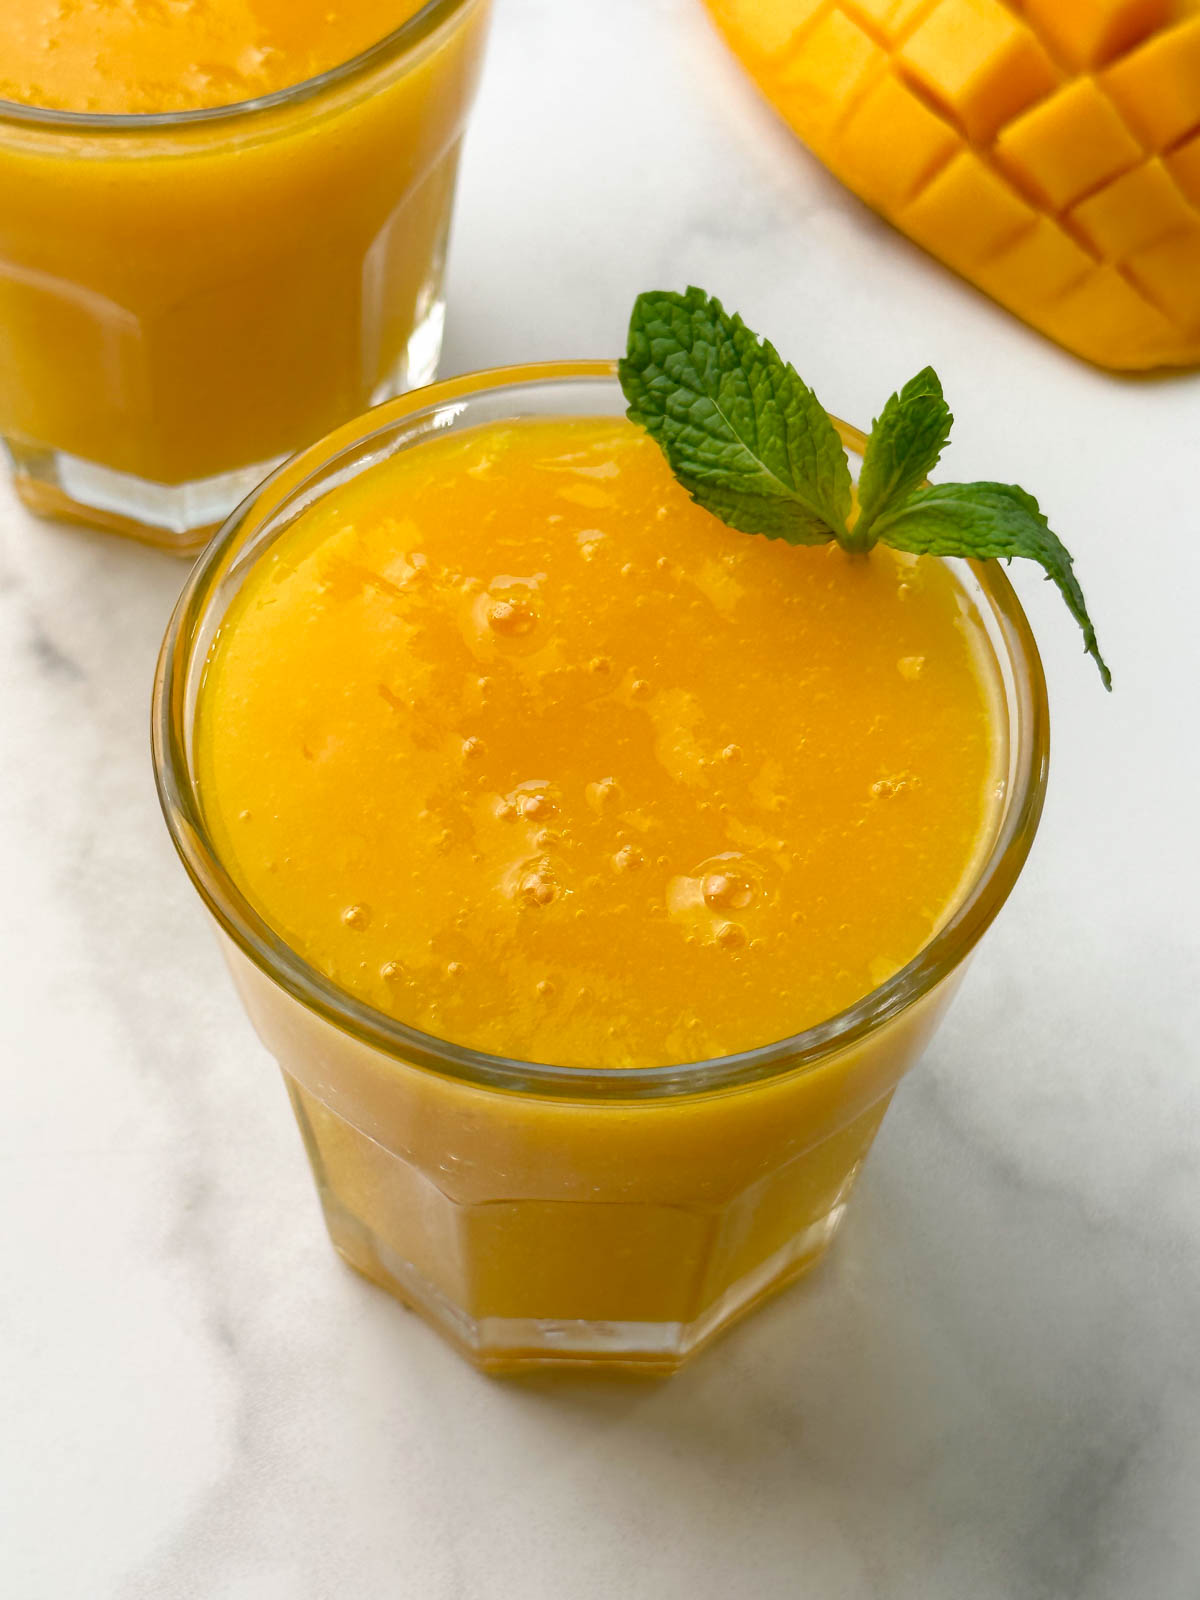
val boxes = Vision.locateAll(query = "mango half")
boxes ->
[705,0,1200,369]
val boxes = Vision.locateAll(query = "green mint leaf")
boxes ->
[619,287,852,546]
[875,482,1111,689]
[619,287,1108,691]
[853,367,952,548]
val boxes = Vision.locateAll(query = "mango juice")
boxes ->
[167,386,1041,1372]
[199,420,1001,1064]
[0,0,489,547]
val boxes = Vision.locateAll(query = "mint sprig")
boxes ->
[620,284,851,546]
[619,287,1110,689]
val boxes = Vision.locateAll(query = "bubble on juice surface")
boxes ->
[518,791,556,821]
[702,869,754,911]
[586,777,620,812]
[507,852,561,908]
[667,853,768,941]
[472,575,543,649]
[487,598,535,636]
[497,781,560,828]
[342,903,371,930]
[520,872,559,907]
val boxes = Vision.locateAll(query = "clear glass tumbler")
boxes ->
[153,364,1050,1374]
[0,0,490,551]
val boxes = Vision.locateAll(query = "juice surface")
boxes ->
[197,418,1003,1069]
[0,0,425,114]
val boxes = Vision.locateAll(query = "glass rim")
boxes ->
[152,359,1050,1101]
[0,0,474,132]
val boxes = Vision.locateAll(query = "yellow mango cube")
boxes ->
[1102,17,1200,149]
[831,69,958,207]
[976,218,1093,303]
[776,8,885,142]
[843,0,938,43]
[898,0,1058,141]
[901,149,1036,268]
[995,78,1142,210]
[1069,161,1195,259]
[1046,265,1178,367]
[705,0,826,60]
[1128,224,1200,328]
[1019,0,1168,69]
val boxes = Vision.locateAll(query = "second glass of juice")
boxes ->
[0,0,489,549]
[154,364,1048,1373]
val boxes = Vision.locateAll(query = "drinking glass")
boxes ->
[154,364,1049,1372]
[0,0,490,550]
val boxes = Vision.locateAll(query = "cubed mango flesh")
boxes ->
[1069,161,1195,260]
[843,0,937,42]
[1127,224,1200,328]
[702,0,1200,367]
[835,69,958,207]
[1102,17,1200,149]
[901,149,1036,267]
[1020,0,1170,70]
[1045,265,1177,366]
[975,218,1092,303]
[995,79,1141,210]
[897,0,1058,142]
[704,0,826,60]
[773,8,886,142]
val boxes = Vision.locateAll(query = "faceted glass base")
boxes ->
[4,296,446,555]
[321,1177,851,1376]
[277,1049,883,1377]
[6,445,289,554]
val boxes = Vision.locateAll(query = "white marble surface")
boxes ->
[2,1,1199,1595]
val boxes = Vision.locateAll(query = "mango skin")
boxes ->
[705,0,1200,370]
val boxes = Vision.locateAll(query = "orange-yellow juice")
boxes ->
[200,418,1001,1064]
[1,1,429,114]
[188,412,1010,1368]
[0,0,489,545]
